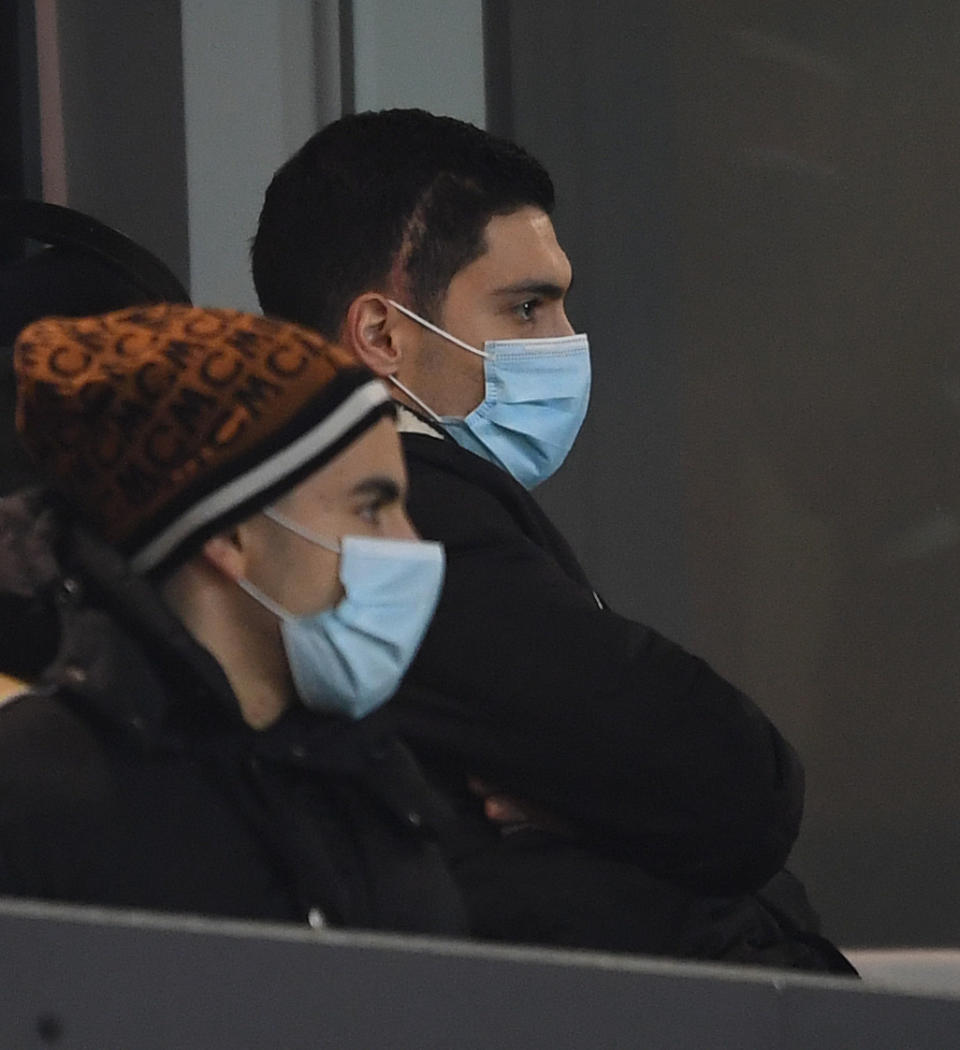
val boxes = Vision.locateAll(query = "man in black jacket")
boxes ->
[0,303,464,935]
[251,109,853,971]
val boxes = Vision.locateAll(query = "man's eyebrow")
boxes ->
[492,280,568,300]
[350,476,402,503]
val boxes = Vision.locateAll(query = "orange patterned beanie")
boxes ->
[14,303,391,574]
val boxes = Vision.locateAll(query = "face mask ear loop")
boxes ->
[235,576,295,622]
[387,299,490,359]
[387,374,447,424]
[262,507,341,553]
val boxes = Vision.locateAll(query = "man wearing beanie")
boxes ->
[0,303,465,933]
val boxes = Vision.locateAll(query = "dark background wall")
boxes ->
[0,0,40,203]
[54,0,189,286]
[492,0,960,947]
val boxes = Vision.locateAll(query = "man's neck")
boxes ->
[162,563,291,730]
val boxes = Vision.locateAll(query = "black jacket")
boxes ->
[0,491,465,935]
[374,425,853,972]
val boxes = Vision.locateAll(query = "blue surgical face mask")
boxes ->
[236,507,445,719]
[387,300,591,489]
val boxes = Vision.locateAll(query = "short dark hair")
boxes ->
[251,108,555,338]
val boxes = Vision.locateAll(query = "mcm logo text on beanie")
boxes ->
[14,304,392,574]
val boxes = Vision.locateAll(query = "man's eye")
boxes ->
[357,502,382,525]
[515,299,540,322]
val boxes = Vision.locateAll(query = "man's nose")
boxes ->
[393,508,419,541]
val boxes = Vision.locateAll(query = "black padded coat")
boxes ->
[371,423,854,973]
[0,492,466,936]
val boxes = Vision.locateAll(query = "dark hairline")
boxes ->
[251,110,556,337]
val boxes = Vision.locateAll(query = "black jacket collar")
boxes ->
[400,430,595,593]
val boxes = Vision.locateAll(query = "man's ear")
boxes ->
[201,529,246,581]
[341,293,410,376]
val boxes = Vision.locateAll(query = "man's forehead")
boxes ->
[473,207,573,291]
[291,418,404,501]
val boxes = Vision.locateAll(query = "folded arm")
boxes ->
[390,441,804,895]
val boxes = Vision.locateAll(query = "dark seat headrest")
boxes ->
[0,199,191,494]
